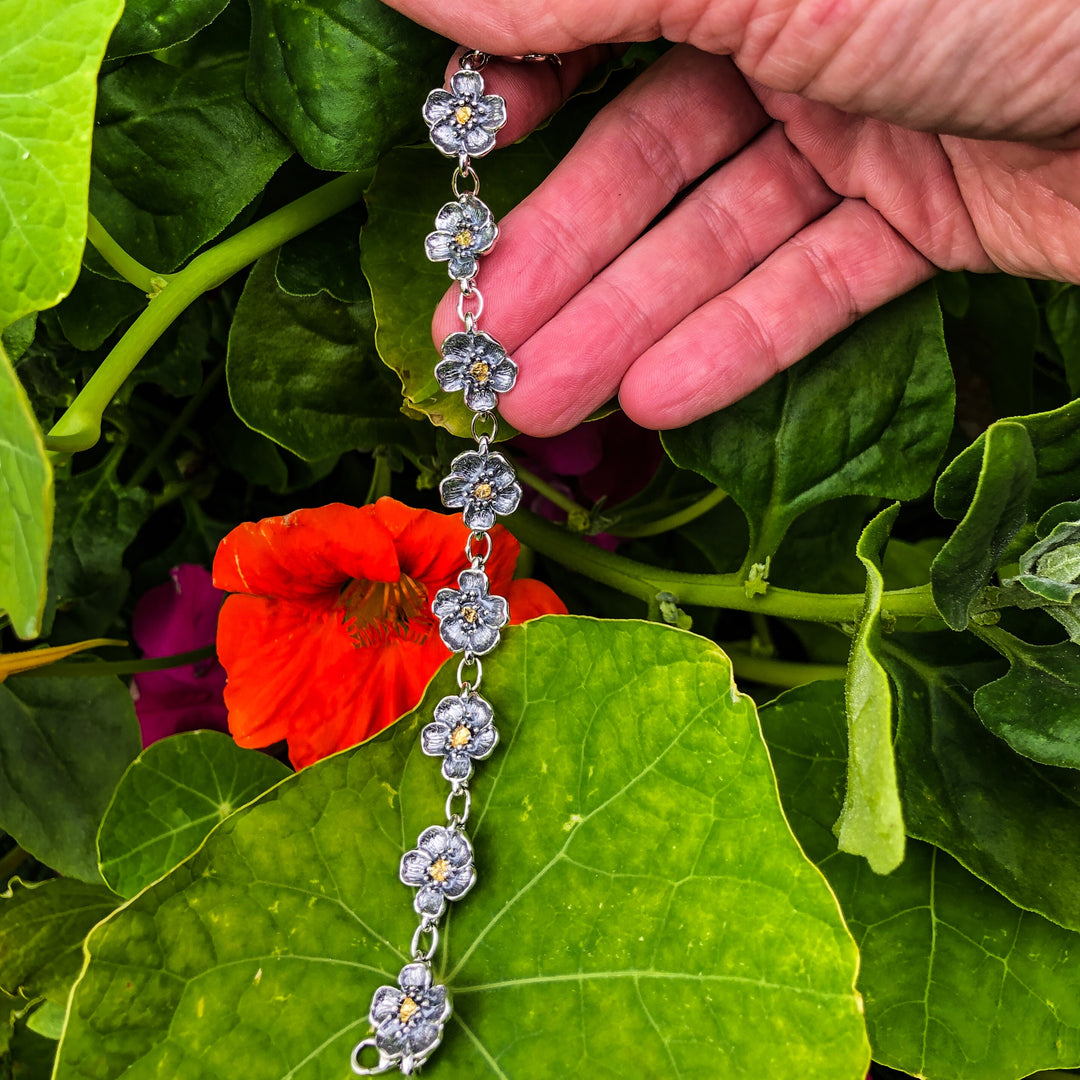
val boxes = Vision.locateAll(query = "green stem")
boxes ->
[130,361,225,487]
[86,214,164,294]
[17,645,215,678]
[48,173,367,454]
[0,845,29,880]
[365,450,393,504]
[616,486,728,538]
[514,464,585,519]
[723,645,846,688]
[506,507,940,624]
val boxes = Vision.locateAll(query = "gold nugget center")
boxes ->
[429,858,450,883]
[450,725,472,749]
[454,229,473,247]
[472,482,493,500]
[461,605,479,624]
[455,105,472,124]
[469,360,490,383]
[399,997,419,1024]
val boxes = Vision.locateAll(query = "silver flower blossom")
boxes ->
[440,449,521,531]
[422,691,499,781]
[422,71,506,158]
[432,569,509,655]
[425,194,498,280]
[400,825,476,917]
[368,962,451,1068]
[435,330,517,413]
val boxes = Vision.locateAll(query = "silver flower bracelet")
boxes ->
[351,49,539,1075]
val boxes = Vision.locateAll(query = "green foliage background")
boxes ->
[1,2,1080,1078]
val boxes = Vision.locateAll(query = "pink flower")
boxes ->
[130,565,228,746]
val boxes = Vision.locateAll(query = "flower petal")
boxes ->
[371,986,403,1023]
[432,588,461,620]
[442,865,476,899]
[425,231,453,262]
[458,569,490,596]
[463,125,496,156]
[422,984,448,1017]
[421,722,451,756]
[479,594,509,627]
[405,1020,440,1056]
[439,475,469,509]
[462,503,496,531]
[418,825,450,855]
[376,1022,407,1056]
[422,89,454,125]
[465,622,500,654]
[400,850,431,886]
[441,750,473,781]
[434,200,466,232]
[433,696,466,726]
[462,383,498,412]
[488,359,518,392]
[429,117,462,157]
[449,70,483,100]
[447,254,477,280]
[479,95,507,131]
[492,488,521,515]
[470,725,498,758]
[398,963,432,992]
[434,359,466,392]
[414,884,446,918]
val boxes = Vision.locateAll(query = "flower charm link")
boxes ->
[422,692,499,781]
[436,330,517,412]
[432,569,509,655]
[425,194,498,280]
[400,825,477,917]
[422,70,506,158]
[440,449,521,531]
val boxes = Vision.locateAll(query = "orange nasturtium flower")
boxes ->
[212,498,566,768]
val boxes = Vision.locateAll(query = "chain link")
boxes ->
[457,280,484,328]
[470,410,498,442]
[445,782,472,828]
[410,919,439,962]
[456,653,483,691]
[451,164,480,199]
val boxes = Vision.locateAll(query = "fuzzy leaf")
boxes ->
[836,503,904,873]
[98,731,291,898]
[90,53,291,273]
[931,421,1036,629]
[55,619,870,1079]
[245,0,448,172]
[664,285,953,565]
[883,631,1080,930]
[0,673,141,882]
[227,255,412,460]
[762,681,1080,1080]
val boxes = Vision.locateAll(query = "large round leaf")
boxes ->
[97,731,292,898]
[56,618,869,1078]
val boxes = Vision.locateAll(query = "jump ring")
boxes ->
[457,283,484,325]
[446,785,472,826]
[451,165,480,199]
[470,411,498,442]
[411,921,440,961]
[456,654,483,690]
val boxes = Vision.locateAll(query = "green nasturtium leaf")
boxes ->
[2,314,37,363]
[275,206,368,303]
[931,421,1036,630]
[54,267,145,352]
[98,731,291,898]
[0,878,120,1004]
[106,0,230,59]
[882,630,1080,930]
[0,673,141,883]
[974,632,1080,769]
[761,681,1080,1080]
[0,0,122,330]
[56,619,870,1079]
[663,285,953,567]
[836,504,904,874]
[246,0,448,172]
[90,54,291,273]
[227,255,413,460]
[1047,285,1080,397]
[0,344,53,639]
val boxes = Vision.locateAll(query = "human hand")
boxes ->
[389,0,1080,433]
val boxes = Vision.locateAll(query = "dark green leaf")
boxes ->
[0,345,53,639]
[1047,285,1080,397]
[974,631,1080,769]
[931,421,1036,629]
[882,630,1080,930]
[1012,517,1080,605]
[90,54,291,273]
[46,460,153,637]
[227,255,410,459]
[1,315,37,363]
[98,731,291,898]
[963,274,1037,418]
[107,0,230,59]
[275,205,367,302]
[0,673,141,882]
[0,0,122,329]
[246,0,448,171]
[0,878,119,1002]
[837,503,904,873]
[762,680,1080,1080]
[54,267,144,352]
[940,398,1080,525]
[3,1015,57,1078]
[56,619,870,1078]
[664,285,953,566]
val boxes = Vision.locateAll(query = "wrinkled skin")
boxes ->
[382,0,1080,432]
